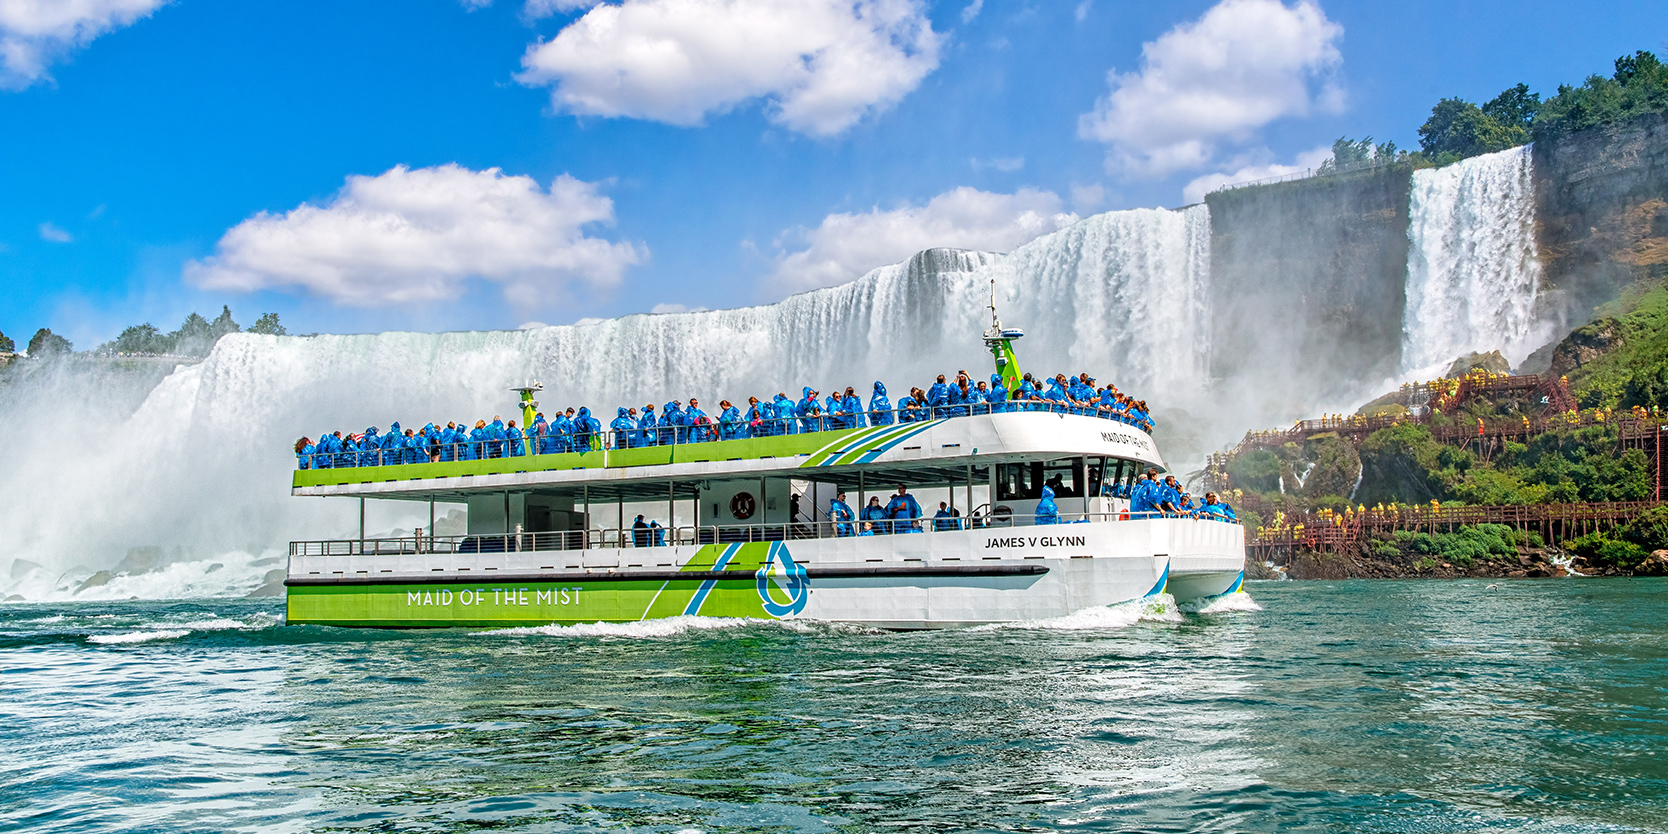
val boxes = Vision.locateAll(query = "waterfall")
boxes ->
[1402,145,1547,373]
[0,205,1213,600]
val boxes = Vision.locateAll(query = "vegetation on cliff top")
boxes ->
[1321,50,1668,171]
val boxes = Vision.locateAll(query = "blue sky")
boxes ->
[1,0,1663,349]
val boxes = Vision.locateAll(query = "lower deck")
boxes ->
[286,517,1245,629]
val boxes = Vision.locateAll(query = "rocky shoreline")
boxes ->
[1249,548,1668,580]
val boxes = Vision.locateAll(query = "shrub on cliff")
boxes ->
[1618,505,1668,552]
[1229,449,1282,493]
[1564,532,1648,569]
[1537,51,1668,137]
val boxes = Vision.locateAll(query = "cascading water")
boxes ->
[0,205,1214,601]
[1402,145,1548,373]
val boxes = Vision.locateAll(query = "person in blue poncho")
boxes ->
[829,492,855,537]
[633,403,654,447]
[745,397,767,437]
[795,388,821,433]
[1128,469,1159,516]
[687,398,710,442]
[506,420,525,457]
[1200,492,1237,522]
[927,375,950,418]
[529,415,550,456]
[861,496,889,535]
[551,410,574,453]
[1035,485,1059,525]
[295,436,315,469]
[933,502,958,531]
[339,433,360,468]
[773,392,797,435]
[824,390,845,430]
[868,381,892,426]
[358,427,380,466]
[610,408,635,449]
[651,520,666,546]
[656,401,678,445]
[886,485,923,533]
[718,400,742,441]
[986,374,1007,412]
[574,407,599,450]
[483,417,505,458]
[841,387,864,428]
[1158,475,1183,516]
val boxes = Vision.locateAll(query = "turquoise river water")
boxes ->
[2,579,1665,833]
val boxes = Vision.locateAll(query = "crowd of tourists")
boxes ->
[294,368,1154,469]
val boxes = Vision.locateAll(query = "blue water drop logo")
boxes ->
[756,542,808,617]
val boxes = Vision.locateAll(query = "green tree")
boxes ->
[209,305,240,338]
[0,330,13,352]
[248,312,287,336]
[27,328,72,357]
[170,312,214,356]
[1417,97,1527,161]
[1537,50,1668,135]
[1482,83,1540,129]
[113,323,171,355]
[1318,136,1401,173]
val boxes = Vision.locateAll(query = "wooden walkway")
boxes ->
[1246,500,1661,563]
[1203,372,1668,499]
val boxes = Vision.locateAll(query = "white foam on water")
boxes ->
[88,629,190,645]
[1402,145,1550,372]
[473,615,774,639]
[979,593,1184,632]
[1180,591,1263,614]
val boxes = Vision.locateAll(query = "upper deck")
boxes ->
[293,409,1164,501]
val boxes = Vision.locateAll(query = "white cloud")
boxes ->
[522,0,603,16]
[1077,0,1342,176]
[769,187,1077,295]
[186,164,643,309]
[0,0,167,89]
[1180,145,1331,203]
[38,222,72,243]
[1074,1,1091,23]
[517,0,942,137]
[960,0,982,23]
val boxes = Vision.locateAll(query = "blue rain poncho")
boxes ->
[718,405,742,440]
[861,501,889,535]
[886,492,922,533]
[933,506,958,531]
[868,381,892,426]
[841,391,864,428]
[686,403,709,441]
[610,408,635,449]
[829,497,855,537]
[795,388,821,434]
[773,393,797,435]
[1035,485,1059,525]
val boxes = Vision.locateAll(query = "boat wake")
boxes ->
[1179,591,1264,614]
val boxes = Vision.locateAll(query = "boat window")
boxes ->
[999,459,1085,500]
[1085,456,1106,498]
[1042,458,1083,498]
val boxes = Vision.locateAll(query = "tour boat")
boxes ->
[284,308,1245,629]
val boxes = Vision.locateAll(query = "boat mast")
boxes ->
[982,277,1024,391]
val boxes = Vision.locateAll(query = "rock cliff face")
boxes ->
[1535,112,1668,310]
[1205,166,1413,411]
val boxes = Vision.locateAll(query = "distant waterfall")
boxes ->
[0,206,1212,599]
[1402,145,1545,373]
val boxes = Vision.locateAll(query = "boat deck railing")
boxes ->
[288,510,1239,558]
[295,403,1155,471]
